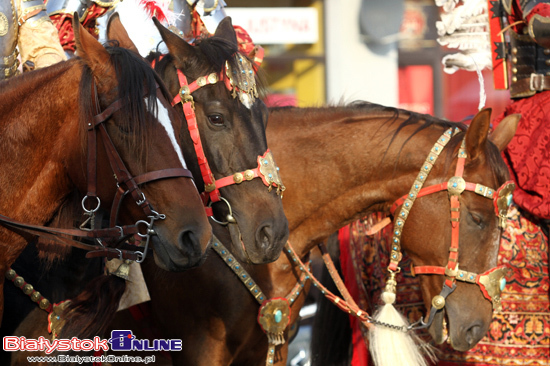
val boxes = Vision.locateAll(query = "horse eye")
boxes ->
[208,114,224,126]
[469,212,484,227]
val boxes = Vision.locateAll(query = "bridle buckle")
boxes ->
[444,264,459,278]
[530,73,546,91]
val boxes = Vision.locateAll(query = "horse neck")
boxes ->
[0,62,82,233]
[267,106,453,257]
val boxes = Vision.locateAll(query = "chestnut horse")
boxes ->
[101,104,517,365]
[0,20,212,325]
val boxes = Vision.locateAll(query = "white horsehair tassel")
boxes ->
[471,55,487,110]
[369,270,431,366]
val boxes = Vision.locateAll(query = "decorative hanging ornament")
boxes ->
[225,54,258,109]
[257,298,291,365]
[48,300,72,340]
[257,151,286,196]
[494,181,515,228]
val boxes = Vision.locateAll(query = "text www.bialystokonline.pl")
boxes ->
[26,354,156,364]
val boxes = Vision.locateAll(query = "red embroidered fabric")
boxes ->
[493,91,550,219]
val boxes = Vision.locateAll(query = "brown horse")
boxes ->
[0,19,212,325]
[101,104,518,365]
[106,14,288,264]
[143,17,289,264]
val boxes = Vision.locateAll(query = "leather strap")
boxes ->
[214,168,261,189]
[511,74,550,98]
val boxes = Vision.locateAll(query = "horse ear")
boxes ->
[488,114,520,152]
[106,13,140,55]
[213,17,238,46]
[464,108,492,161]
[73,14,114,80]
[152,17,196,65]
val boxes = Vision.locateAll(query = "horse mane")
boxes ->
[79,42,171,162]
[269,102,509,186]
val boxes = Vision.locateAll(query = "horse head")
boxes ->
[107,14,289,264]
[69,18,212,271]
[398,109,520,351]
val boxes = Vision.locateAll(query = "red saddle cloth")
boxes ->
[341,206,549,365]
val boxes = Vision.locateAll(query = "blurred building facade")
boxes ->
[227,0,511,121]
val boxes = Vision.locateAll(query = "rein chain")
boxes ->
[211,239,308,366]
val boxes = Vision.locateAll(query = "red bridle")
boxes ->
[387,128,514,327]
[160,55,285,219]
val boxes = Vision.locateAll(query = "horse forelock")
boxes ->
[79,45,172,162]
[163,35,267,97]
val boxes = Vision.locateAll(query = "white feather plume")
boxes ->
[436,0,492,73]
[114,0,170,57]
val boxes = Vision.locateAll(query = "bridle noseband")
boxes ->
[387,128,514,330]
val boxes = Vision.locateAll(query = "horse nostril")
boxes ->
[179,230,197,255]
[256,225,273,249]
[465,324,483,347]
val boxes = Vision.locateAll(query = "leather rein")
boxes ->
[0,81,194,262]
[287,127,515,332]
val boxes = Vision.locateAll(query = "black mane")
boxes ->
[79,43,171,157]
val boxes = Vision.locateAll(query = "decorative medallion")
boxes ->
[257,298,291,346]
[494,181,515,228]
[48,300,72,340]
[233,172,244,184]
[0,12,9,37]
[447,176,466,195]
[476,266,512,312]
[257,151,285,196]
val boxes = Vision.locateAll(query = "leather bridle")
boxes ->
[387,127,514,329]
[168,58,285,211]
[0,80,194,262]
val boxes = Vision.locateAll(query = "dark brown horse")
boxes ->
[102,104,518,365]
[145,17,289,264]
[106,14,288,264]
[0,19,212,325]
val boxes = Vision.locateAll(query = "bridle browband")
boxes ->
[386,127,514,329]
[0,80,194,262]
